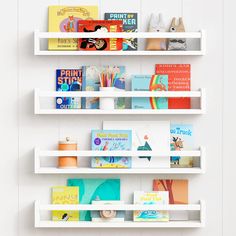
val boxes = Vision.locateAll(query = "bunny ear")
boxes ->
[178,17,185,31]
[170,17,176,27]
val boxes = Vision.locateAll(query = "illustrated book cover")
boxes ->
[67,179,120,221]
[52,186,79,221]
[153,179,189,220]
[170,124,194,168]
[155,64,191,109]
[133,191,169,222]
[91,130,132,168]
[105,13,138,50]
[131,74,168,109]
[56,69,82,109]
[103,121,170,168]
[153,179,188,204]
[48,6,98,50]
[78,20,123,51]
[82,66,126,109]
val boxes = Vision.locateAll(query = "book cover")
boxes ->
[105,13,138,50]
[155,64,191,109]
[52,186,79,221]
[103,121,170,168]
[170,124,194,168]
[91,130,132,168]
[133,191,169,222]
[131,75,168,109]
[78,20,123,51]
[56,69,82,109]
[48,6,98,50]
[67,179,120,221]
[153,179,188,204]
[82,66,126,109]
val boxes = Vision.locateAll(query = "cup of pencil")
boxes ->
[99,72,118,110]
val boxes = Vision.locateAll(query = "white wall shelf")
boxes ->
[34,30,206,56]
[34,147,206,174]
[34,88,206,115]
[34,200,206,228]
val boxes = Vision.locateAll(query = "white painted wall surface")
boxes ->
[0,0,234,235]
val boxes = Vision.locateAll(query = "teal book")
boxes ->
[132,75,168,109]
[67,179,120,221]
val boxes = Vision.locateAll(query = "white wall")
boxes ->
[0,0,234,235]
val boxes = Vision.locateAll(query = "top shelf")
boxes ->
[34,30,206,56]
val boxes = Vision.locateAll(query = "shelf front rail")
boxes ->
[34,30,206,56]
[34,88,206,115]
[34,200,205,228]
[34,147,206,174]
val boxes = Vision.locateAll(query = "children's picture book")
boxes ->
[170,124,194,168]
[48,6,98,50]
[52,186,79,221]
[78,20,123,51]
[82,66,126,109]
[155,64,191,109]
[56,69,82,109]
[103,121,170,168]
[67,179,120,221]
[153,179,188,221]
[131,75,168,109]
[105,13,138,50]
[153,179,188,204]
[91,130,132,168]
[133,191,169,222]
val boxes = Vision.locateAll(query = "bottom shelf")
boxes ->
[35,201,205,228]
[36,220,203,228]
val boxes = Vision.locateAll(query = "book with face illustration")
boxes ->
[170,124,194,168]
[133,191,169,222]
[103,121,170,168]
[48,6,98,50]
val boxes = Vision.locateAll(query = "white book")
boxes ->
[103,121,170,168]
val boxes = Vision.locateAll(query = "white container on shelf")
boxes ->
[99,87,115,110]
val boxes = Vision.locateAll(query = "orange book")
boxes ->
[153,179,188,204]
[155,64,191,109]
[78,20,123,51]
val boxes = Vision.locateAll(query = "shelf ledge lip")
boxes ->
[34,30,204,39]
[35,220,204,228]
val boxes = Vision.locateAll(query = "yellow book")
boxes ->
[52,186,79,221]
[48,6,99,50]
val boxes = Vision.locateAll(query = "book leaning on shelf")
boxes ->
[52,186,79,221]
[91,130,132,168]
[48,6,99,50]
[56,69,83,109]
[133,191,169,222]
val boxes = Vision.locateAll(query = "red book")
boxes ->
[78,20,123,51]
[155,64,191,109]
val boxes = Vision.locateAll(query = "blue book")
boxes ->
[132,75,168,109]
[170,124,194,168]
[56,69,82,109]
[91,130,132,168]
